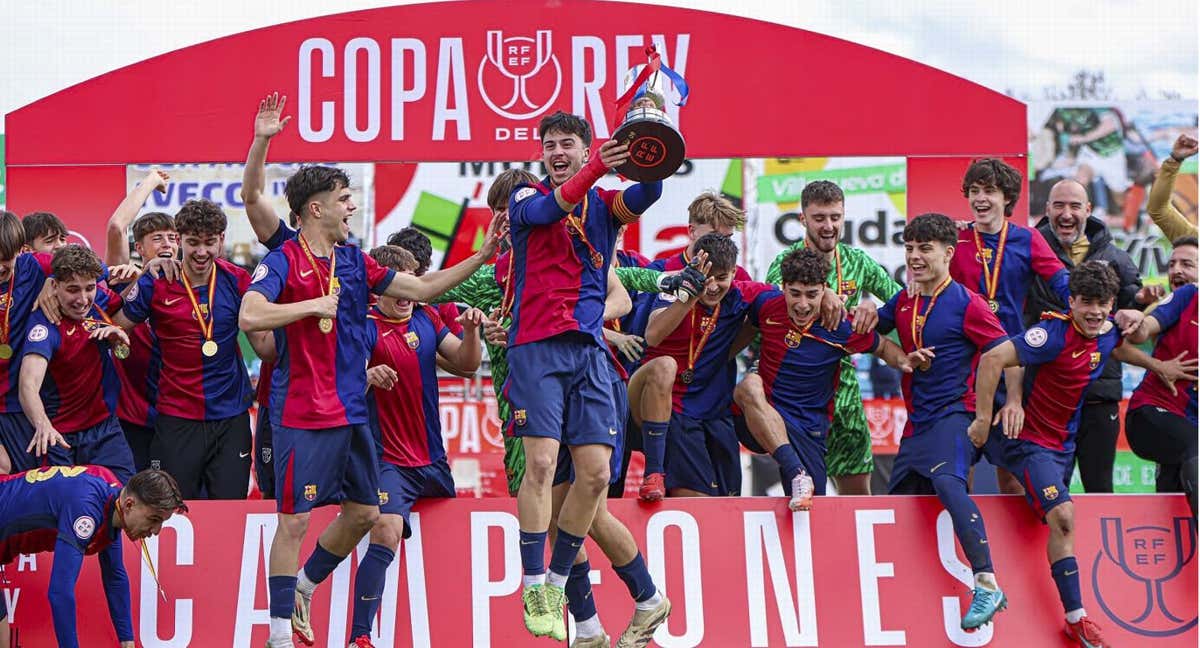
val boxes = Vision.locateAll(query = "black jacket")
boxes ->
[1026,216,1142,403]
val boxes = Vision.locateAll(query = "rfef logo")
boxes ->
[1091,516,1196,637]
[478,30,560,120]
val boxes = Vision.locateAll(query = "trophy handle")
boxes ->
[486,31,505,70]
[532,30,553,75]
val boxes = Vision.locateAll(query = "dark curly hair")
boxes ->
[779,248,830,287]
[174,199,226,237]
[51,244,104,282]
[538,111,593,147]
[1069,260,1120,303]
[285,165,351,218]
[962,158,1023,217]
[386,227,433,275]
[800,180,845,211]
[693,232,738,274]
[903,213,958,247]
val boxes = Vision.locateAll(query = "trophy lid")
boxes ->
[622,64,667,111]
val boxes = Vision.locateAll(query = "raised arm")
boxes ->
[240,92,293,244]
[1146,135,1199,242]
[106,168,168,265]
[382,212,504,302]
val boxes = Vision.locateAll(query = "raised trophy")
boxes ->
[612,58,688,182]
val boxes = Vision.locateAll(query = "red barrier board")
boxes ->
[2,496,1193,647]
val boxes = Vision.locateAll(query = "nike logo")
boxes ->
[1109,414,1117,421]
[609,428,618,436]
[764,318,783,326]
[382,330,393,337]
[647,430,664,436]
[163,297,183,306]
[931,461,947,473]
[360,595,380,601]
[1072,349,1087,358]
[300,269,315,278]
[900,306,911,312]
[1063,569,1078,576]
[67,327,77,335]
[570,541,582,548]
[520,540,538,546]
[239,451,251,458]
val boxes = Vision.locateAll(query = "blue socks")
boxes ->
[1051,556,1083,613]
[519,530,548,576]
[548,528,587,581]
[642,420,669,474]
[565,560,597,621]
[613,553,656,603]
[931,475,993,574]
[301,542,344,585]
[349,543,396,640]
[268,575,297,619]
[772,444,804,487]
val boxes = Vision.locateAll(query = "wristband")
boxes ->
[559,155,608,206]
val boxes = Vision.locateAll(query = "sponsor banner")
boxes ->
[1,496,1192,647]
[0,133,5,207]
[124,163,374,258]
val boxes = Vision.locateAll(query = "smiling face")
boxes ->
[699,267,734,307]
[1168,244,1198,289]
[967,182,1007,232]
[904,239,954,287]
[52,274,98,321]
[1069,294,1115,337]
[541,129,589,187]
[783,281,825,327]
[800,201,844,255]
[315,185,355,244]
[1046,180,1092,246]
[181,231,223,278]
[378,269,417,320]
[135,228,178,262]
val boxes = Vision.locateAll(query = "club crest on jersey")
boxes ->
[261,447,272,464]
[191,303,210,320]
[73,516,96,540]
[1043,485,1060,501]
[304,484,318,501]
[377,490,389,506]
[0,293,11,311]
[838,280,858,296]
[514,409,528,426]
[405,331,420,349]
[1090,352,1102,370]
[976,248,994,263]
[784,330,803,348]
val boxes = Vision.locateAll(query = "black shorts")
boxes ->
[151,411,251,499]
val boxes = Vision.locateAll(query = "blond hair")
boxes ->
[687,192,745,230]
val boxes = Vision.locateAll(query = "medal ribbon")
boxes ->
[0,271,15,346]
[298,233,338,299]
[607,253,622,332]
[498,255,516,321]
[180,264,217,345]
[685,302,721,378]
[910,275,953,350]
[564,194,603,269]
[972,222,1008,304]
[1041,309,1090,337]
[609,43,690,133]
[367,311,412,326]
[789,319,852,354]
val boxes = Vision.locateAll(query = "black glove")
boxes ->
[657,267,706,300]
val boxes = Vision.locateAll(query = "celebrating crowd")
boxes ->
[0,91,1196,648]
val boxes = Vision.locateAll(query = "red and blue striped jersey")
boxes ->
[0,465,121,564]
[120,259,253,421]
[366,306,450,467]
[248,240,396,429]
[751,291,879,435]
[1130,284,1198,424]
[507,177,660,348]
[21,287,122,433]
[951,222,1069,335]
[113,323,158,426]
[0,253,53,413]
[643,281,774,419]
[877,280,1008,434]
[1013,313,1125,451]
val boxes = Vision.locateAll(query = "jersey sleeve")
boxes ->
[615,266,663,294]
[119,273,157,324]
[847,329,881,355]
[362,251,397,296]
[29,251,54,276]
[22,315,61,360]
[263,218,297,251]
[1029,232,1070,301]
[598,183,663,226]
[509,184,565,228]
[1149,285,1196,331]
[247,250,289,302]
[433,265,501,311]
[428,306,452,345]
[95,284,124,317]
[437,302,463,337]
[734,281,777,307]
[99,537,134,642]
[963,294,1012,352]
[876,293,900,335]
[746,289,782,327]
[48,537,86,648]
[1012,321,1068,367]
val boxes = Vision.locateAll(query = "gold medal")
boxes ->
[590,251,604,269]
[299,234,339,333]
[680,368,695,384]
[0,344,11,360]
[202,340,219,357]
[988,299,999,313]
[319,318,333,333]
[113,343,130,360]
[917,359,931,372]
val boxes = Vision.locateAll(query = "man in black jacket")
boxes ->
[1027,179,1151,493]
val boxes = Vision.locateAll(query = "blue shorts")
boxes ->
[255,406,275,499]
[554,374,627,486]
[378,457,455,538]
[735,415,827,496]
[48,416,134,484]
[0,412,36,473]
[506,335,619,448]
[275,423,379,514]
[888,410,973,494]
[665,414,740,496]
[984,436,1073,521]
